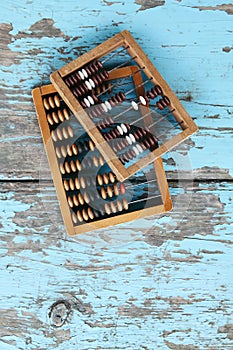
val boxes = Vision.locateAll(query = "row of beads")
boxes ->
[51,126,74,142]
[47,108,70,126]
[71,197,129,224]
[59,155,105,174]
[43,94,61,110]
[55,139,95,159]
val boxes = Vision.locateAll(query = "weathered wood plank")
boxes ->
[0,181,233,349]
[0,0,232,179]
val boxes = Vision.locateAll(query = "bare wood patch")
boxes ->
[135,0,165,11]
[193,4,233,15]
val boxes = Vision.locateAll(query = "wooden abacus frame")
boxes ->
[33,66,172,236]
[50,29,198,182]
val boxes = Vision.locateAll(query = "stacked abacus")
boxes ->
[33,30,197,236]
[33,65,172,235]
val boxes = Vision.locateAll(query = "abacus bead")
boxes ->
[105,100,112,110]
[164,96,170,106]
[107,186,113,198]
[96,60,103,69]
[48,96,55,109]
[82,68,88,79]
[97,174,103,186]
[136,144,144,153]
[66,145,72,157]
[63,180,69,191]
[76,159,82,171]
[113,183,119,196]
[147,91,156,100]
[84,192,90,204]
[123,198,129,210]
[61,145,67,158]
[117,125,124,135]
[78,70,85,80]
[133,146,140,156]
[68,196,74,208]
[139,96,147,105]
[109,172,115,183]
[70,160,76,172]
[120,183,126,194]
[69,178,75,191]
[84,98,91,108]
[101,187,107,200]
[59,163,65,174]
[99,155,104,166]
[56,128,63,141]
[43,98,50,110]
[56,147,62,158]
[156,101,164,110]
[121,123,128,133]
[72,144,78,155]
[88,207,94,220]
[75,177,80,190]
[67,126,74,138]
[47,114,54,125]
[51,130,57,142]
[62,127,69,139]
[154,85,162,95]
[89,140,95,151]
[65,162,71,173]
[80,177,86,188]
[116,200,123,212]
[119,92,126,101]
[54,95,60,107]
[63,108,70,120]
[78,193,84,205]
[110,202,117,213]
[89,79,95,88]
[103,173,109,185]
[77,211,83,222]
[88,95,94,105]
[57,110,64,122]
[52,111,59,124]
[132,101,138,110]
[105,203,111,215]
[129,133,136,143]
[72,212,78,224]
[73,195,79,207]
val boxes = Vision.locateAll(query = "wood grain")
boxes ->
[0,0,232,349]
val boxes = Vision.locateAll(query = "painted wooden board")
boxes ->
[0,1,233,349]
[0,0,232,180]
[0,181,233,349]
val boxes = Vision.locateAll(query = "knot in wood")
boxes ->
[49,300,71,327]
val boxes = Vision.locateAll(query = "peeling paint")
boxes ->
[164,340,199,350]
[218,323,233,340]
[135,0,165,11]
[0,23,22,66]
[15,18,70,41]
[193,4,233,15]
[222,46,233,52]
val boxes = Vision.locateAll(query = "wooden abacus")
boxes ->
[32,66,172,236]
[50,30,198,182]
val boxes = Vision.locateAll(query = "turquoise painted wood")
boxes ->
[0,0,233,349]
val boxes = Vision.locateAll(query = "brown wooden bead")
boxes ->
[64,161,71,174]
[67,196,74,208]
[116,200,123,212]
[78,193,84,205]
[73,195,79,207]
[43,98,50,110]
[51,130,57,142]
[67,126,74,138]
[75,177,80,190]
[52,111,59,124]
[97,174,103,186]
[80,177,86,188]
[66,145,73,157]
[82,209,89,221]
[63,108,70,120]
[83,192,90,204]
[109,172,115,183]
[113,183,119,196]
[107,186,113,198]
[61,145,67,158]
[87,207,94,220]
[57,109,65,122]
[100,187,107,200]
[70,160,77,172]
[54,95,60,107]
[120,183,126,194]
[57,128,63,141]
[71,212,78,224]
[89,140,95,151]
[76,159,82,171]
[103,173,109,185]
[56,147,62,158]
[69,178,75,191]
[72,144,78,155]
[59,163,65,174]
[110,201,117,213]
[47,113,54,125]
[105,203,111,215]
[63,180,69,191]
[77,210,83,222]
[48,96,55,109]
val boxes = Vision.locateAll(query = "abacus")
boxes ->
[50,30,198,182]
[32,66,172,236]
